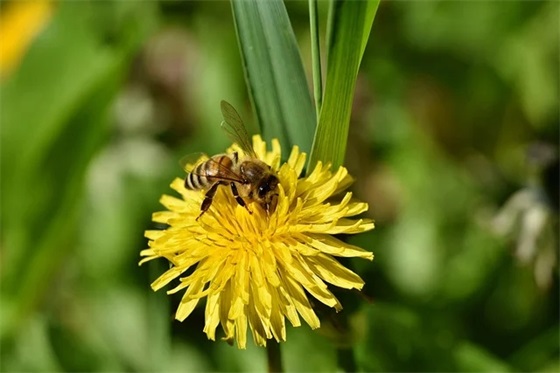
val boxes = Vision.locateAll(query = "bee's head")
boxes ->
[257,174,279,215]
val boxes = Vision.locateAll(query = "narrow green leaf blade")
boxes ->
[309,0,323,118]
[309,0,379,169]
[231,0,316,156]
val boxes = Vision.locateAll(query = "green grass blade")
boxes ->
[231,0,316,156]
[309,0,323,118]
[309,0,379,169]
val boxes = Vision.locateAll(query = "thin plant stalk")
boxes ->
[309,0,323,117]
[266,342,284,373]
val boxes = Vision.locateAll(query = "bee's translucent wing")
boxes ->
[220,100,257,157]
[179,152,207,173]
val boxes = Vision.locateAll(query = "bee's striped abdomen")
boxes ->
[185,154,233,190]
[185,164,203,190]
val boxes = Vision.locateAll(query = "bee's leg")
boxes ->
[265,193,279,216]
[230,182,252,214]
[197,181,223,220]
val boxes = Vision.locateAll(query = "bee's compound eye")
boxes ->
[258,185,267,197]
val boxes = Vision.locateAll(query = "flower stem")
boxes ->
[266,341,284,373]
[309,0,323,118]
[337,347,357,372]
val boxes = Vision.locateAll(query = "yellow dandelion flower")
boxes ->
[140,135,374,349]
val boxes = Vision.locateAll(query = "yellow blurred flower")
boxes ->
[140,136,374,348]
[0,0,53,79]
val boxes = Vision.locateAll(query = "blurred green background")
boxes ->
[1,0,558,371]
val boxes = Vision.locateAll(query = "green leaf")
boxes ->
[309,0,379,169]
[309,0,323,118]
[231,0,316,157]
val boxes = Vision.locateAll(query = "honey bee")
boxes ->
[183,100,279,220]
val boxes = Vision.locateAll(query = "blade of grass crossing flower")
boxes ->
[308,0,379,170]
[231,0,316,157]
